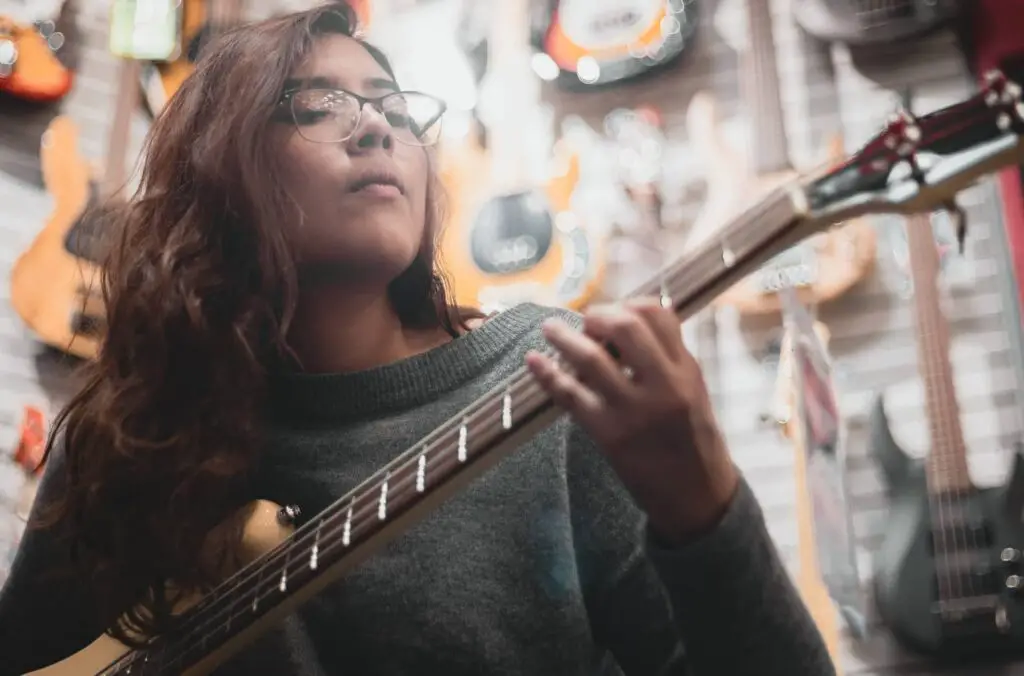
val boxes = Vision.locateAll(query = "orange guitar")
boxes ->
[439,0,603,313]
[10,50,140,360]
[0,1,72,103]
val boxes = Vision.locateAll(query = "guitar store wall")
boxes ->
[542,0,1024,673]
[0,4,1019,676]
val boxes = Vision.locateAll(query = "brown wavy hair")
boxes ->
[36,2,464,643]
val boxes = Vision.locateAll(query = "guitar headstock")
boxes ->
[804,71,1024,237]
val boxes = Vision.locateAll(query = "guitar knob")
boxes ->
[1001,547,1022,564]
[1006,574,1022,591]
[277,504,302,526]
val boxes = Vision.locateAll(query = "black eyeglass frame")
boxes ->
[276,87,447,145]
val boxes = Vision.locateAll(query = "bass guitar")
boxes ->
[870,209,1024,658]
[8,8,145,360]
[440,0,601,314]
[793,0,960,46]
[684,0,876,315]
[0,0,71,103]
[29,70,1024,676]
[529,0,698,89]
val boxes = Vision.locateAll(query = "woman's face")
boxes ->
[272,34,430,286]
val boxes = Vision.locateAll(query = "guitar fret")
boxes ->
[502,391,512,429]
[343,502,353,546]
[458,421,468,462]
[309,523,321,570]
[416,450,427,492]
[377,471,390,520]
[278,557,288,592]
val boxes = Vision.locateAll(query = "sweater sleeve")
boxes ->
[566,423,835,676]
[0,446,103,674]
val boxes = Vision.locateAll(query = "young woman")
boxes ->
[0,3,833,674]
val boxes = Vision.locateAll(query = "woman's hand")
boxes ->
[526,299,739,545]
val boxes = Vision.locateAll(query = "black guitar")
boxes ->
[870,211,1024,657]
[793,0,961,46]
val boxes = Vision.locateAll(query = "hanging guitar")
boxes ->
[870,206,1024,658]
[528,0,699,89]
[8,2,163,360]
[440,0,601,314]
[683,0,877,314]
[771,317,846,673]
[0,0,71,103]
[28,67,1024,676]
[793,0,961,46]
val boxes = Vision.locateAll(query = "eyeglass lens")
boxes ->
[290,90,442,145]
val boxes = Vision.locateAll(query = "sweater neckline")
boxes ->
[268,303,549,425]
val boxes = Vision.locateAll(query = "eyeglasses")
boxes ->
[279,88,446,146]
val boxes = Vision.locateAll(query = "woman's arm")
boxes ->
[0,447,104,674]
[567,424,835,676]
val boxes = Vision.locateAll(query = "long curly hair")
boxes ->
[35,2,463,643]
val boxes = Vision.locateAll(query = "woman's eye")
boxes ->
[384,111,412,128]
[294,110,331,125]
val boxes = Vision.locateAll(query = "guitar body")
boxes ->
[140,0,205,115]
[439,127,603,313]
[532,0,698,89]
[10,116,103,360]
[684,92,877,314]
[0,11,72,102]
[792,0,961,46]
[869,395,1024,657]
[30,501,292,676]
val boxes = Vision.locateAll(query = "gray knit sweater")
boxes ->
[0,302,835,675]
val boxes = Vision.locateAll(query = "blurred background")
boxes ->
[2,0,1024,673]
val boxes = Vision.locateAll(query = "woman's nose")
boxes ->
[348,103,394,153]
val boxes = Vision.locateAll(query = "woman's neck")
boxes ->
[287,285,451,374]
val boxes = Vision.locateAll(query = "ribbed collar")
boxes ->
[268,303,549,425]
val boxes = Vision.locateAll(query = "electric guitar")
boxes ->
[0,0,71,103]
[683,0,877,314]
[870,210,1024,657]
[440,0,601,314]
[529,0,699,89]
[771,318,845,673]
[28,70,1024,676]
[9,15,143,360]
[793,0,961,46]
[139,0,245,116]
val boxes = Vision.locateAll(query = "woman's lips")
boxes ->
[352,183,402,198]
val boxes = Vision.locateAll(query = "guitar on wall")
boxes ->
[529,0,699,89]
[870,211,1024,657]
[793,0,961,46]
[440,0,602,315]
[0,0,72,103]
[683,0,877,315]
[29,67,1024,676]
[8,1,172,360]
[771,317,845,673]
[139,0,246,117]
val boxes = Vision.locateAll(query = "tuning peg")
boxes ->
[883,108,921,157]
[942,200,968,254]
[982,70,1024,130]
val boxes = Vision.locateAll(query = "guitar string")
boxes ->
[117,188,801,674]
[924,212,974,603]
[115,89,1004,672]
[911,214,957,607]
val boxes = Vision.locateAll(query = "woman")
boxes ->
[0,4,833,675]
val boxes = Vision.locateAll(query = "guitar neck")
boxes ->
[743,0,791,175]
[905,214,972,493]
